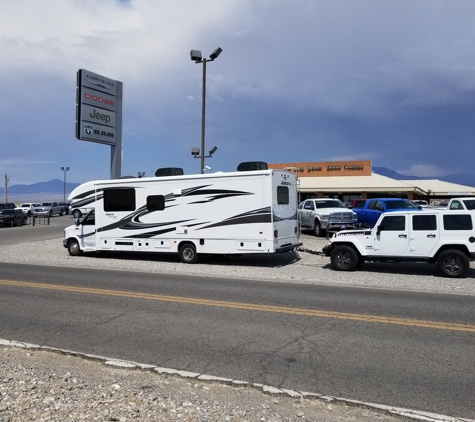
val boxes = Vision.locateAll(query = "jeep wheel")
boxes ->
[60,209,65,216]
[437,249,469,278]
[331,245,359,271]
[179,243,198,264]
[68,239,83,256]
[314,220,322,237]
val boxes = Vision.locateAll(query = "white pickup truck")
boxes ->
[323,208,475,278]
[298,198,358,237]
[447,197,475,211]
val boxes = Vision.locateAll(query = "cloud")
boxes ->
[396,164,450,178]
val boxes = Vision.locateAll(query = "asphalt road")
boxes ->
[0,262,474,419]
[0,214,73,245]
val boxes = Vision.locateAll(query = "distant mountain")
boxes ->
[1,179,80,195]
[373,167,475,187]
[0,179,80,203]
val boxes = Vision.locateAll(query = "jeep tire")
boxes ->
[437,249,469,278]
[331,245,359,271]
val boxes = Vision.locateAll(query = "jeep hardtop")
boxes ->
[322,209,475,278]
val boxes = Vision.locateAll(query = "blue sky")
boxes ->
[1,0,475,185]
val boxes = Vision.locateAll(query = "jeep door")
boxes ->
[373,215,409,255]
[408,214,439,256]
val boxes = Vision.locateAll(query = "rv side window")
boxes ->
[147,195,165,211]
[103,188,136,212]
[277,186,289,204]
[443,214,473,230]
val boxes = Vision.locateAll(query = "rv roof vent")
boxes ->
[155,167,184,177]
[237,161,268,172]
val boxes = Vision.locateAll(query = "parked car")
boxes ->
[0,202,16,210]
[18,202,40,216]
[353,198,421,228]
[298,198,358,237]
[32,202,66,217]
[0,209,26,227]
[323,208,475,278]
[59,202,71,215]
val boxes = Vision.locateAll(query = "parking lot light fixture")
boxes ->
[61,166,70,202]
[190,47,222,174]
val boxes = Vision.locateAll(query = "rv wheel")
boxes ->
[68,239,83,256]
[179,243,198,264]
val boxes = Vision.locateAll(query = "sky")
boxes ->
[1,0,475,186]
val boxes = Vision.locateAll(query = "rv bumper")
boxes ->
[63,239,69,248]
[276,242,302,253]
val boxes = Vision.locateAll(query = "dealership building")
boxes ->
[268,160,475,205]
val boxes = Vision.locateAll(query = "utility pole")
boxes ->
[4,174,10,203]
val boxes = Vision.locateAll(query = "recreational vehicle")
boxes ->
[63,167,301,263]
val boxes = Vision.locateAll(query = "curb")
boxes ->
[1,338,472,422]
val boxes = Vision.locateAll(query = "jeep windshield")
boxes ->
[315,200,347,209]
[385,200,419,210]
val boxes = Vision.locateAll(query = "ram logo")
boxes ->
[84,125,93,135]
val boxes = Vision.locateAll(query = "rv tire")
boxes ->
[68,239,83,256]
[179,243,198,264]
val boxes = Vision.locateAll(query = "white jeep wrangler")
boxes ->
[322,209,475,278]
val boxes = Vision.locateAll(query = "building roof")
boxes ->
[400,179,475,196]
[299,172,426,194]
[298,172,475,196]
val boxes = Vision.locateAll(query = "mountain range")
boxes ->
[373,167,475,187]
[2,169,475,203]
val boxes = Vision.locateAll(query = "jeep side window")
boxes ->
[443,214,473,230]
[380,215,405,231]
[375,201,384,211]
[368,201,377,210]
[449,200,462,210]
[413,215,437,231]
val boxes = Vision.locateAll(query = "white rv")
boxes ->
[63,168,301,263]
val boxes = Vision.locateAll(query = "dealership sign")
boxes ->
[76,69,122,146]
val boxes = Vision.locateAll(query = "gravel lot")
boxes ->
[1,234,473,421]
[0,235,474,296]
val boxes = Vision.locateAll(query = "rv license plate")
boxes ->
[340,225,346,229]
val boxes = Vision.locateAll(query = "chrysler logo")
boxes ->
[85,74,115,90]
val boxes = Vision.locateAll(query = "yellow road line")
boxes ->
[1,279,475,333]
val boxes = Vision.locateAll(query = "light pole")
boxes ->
[61,166,70,202]
[190,47,222,174]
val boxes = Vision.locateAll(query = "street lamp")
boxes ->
[190,47,222,174]
[60,166,70,202]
